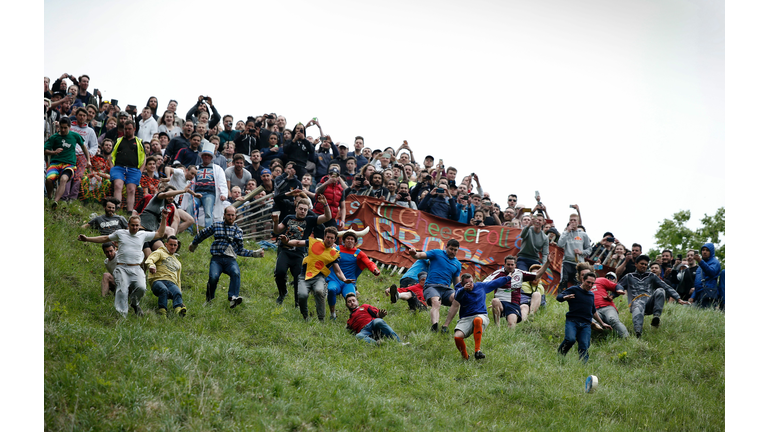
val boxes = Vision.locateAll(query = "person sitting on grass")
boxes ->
[82,198,128,235]
[145,235,187,318]
[488,256,549,330]
[344,293,405,345]
[618,254,688,338]
[100,241,118,297]
[278,226,353,321]
[386,271,429,311]
[556,271,612,363]
[78,210,168,318]
[520,263,548,321]
[590,271,629,338]
[326,229,380,320]
[443,273,515,360]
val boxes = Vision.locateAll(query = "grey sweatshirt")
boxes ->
[557,229,592,264]
[518,225,549,263]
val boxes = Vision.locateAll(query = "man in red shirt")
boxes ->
[385,271,428,311]
[345,293,406,345]
[591,272,629,338]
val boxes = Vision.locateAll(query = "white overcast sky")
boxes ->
[41,0,724,252]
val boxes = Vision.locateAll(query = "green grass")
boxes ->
[45,200,725,431]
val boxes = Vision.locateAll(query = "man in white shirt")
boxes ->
[137,106,159,143]
[78,211,167,317]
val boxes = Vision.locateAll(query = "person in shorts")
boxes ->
[488,256,549,329]
[407,239,462,333]
[45,117,90,208]
[444,273,513,360]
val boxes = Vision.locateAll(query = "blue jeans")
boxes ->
[208,255,241,300]
[516,257,540,272]
[356,318,401,344]
[151,280,183,309]
[326,274,356,307]
[558,320,591,362]
[195,192,216,228]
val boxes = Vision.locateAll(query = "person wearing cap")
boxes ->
[590,271,629,338]
[189,206,265,308]
[332,143,349,167]
[325,229,380,319]
[192,142,228,228]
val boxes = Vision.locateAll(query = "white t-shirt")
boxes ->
[168,168,190,206]
[104,257,117,275]
[108,230,156,264]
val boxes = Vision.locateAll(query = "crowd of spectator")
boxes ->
[47,73,724,313]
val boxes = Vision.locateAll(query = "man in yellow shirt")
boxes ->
[145,236,186,317]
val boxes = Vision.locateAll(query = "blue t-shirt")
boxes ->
[425,249,462,287]
[402,259,430,282]
[455,276,510,318]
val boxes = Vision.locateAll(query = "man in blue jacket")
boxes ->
[691,242,722,309]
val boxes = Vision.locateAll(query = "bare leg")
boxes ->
[113,179,125,206]
[429,297,441,325]
[491,298,501,326]
[54,174,71,203]
[176,209,195,234]
[520,304,530,322]
[101,273,115,297]
[126,183,137,212]
[530,292,542,315]
[506,314,517,330]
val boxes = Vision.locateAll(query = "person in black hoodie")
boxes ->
[282,123,314,179]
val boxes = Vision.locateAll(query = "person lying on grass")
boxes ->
[344,293,407,345]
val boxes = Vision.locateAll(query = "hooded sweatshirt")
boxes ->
[692,242,722,301]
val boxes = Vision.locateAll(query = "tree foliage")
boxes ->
[649,207,725,266]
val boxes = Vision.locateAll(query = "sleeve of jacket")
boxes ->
[699,258,722,279]
[208,105,221,129]
[448,197,459,221]
[652,274,679,300]
[215,165,228,198]
[356,250,379,274]
[185,103,198,121]
[418,196,431,212]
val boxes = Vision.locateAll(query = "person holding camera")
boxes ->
[282,123,314,179]
[363,172,392,202]
[313,133,339,183]
[517,213,549,271]
[418,179,457,220]
[185,96,220,129]
[394,181,417,209]
[234,119,261,161]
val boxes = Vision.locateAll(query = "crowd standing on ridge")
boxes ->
[48,74,725,360]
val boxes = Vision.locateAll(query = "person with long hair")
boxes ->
[157,109,182,139]
[145,96,159,121]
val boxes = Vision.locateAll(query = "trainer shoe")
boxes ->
[651,316,661,328]
[330,312,337,320]
[132,304,144,317]
[474,350,486,360]
[591,319,603,331]
[431,323,439,332]
[636,332,642,338]
[276,295,285,305]
[157,308,167,318]
[175,305,187,317]
[51,201,58,210]
[230,296,243,309]
[441,325,449,334]
[389,284,398,304]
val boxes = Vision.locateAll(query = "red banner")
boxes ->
[342,196,564,294]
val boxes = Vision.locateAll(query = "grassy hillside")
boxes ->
[44,201,725,431]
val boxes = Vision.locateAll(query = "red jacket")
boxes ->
[347,304,380,333]
[591,277,621,310]
[312,175,345,219]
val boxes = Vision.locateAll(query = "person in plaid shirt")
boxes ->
[189,206,264,308]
